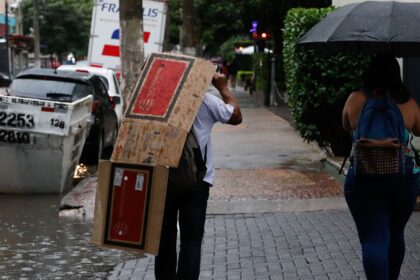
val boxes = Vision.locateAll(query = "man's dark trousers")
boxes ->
[155,180,210,280]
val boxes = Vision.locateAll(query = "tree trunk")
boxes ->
[119,0,144,113]
[180,0,195,56]
[33,0,41,68]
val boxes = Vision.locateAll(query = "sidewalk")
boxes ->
[109,210,420,280]
[108,86,420,280]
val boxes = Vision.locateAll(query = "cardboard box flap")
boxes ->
[112,120,187,167]
[92,160,168,255]
[124,53,215,131]
[114,53,215,166]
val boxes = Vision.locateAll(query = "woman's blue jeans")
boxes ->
[345,166,418,280]
[155,180,210,280]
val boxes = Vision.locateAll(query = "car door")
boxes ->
[111,73,122,122]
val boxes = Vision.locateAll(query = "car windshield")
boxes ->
[10,78,93,102]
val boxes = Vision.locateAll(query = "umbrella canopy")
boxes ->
[298,1,420,57]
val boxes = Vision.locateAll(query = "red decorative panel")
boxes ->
[104,164,153,248]
[126,53,194,121]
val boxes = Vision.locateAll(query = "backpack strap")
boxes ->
[353,90,371,140]
[190,127,207,164]
[338,156,348,175]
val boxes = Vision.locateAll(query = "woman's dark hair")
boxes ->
[363,55,410,103]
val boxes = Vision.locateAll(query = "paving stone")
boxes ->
[108,210,420,280]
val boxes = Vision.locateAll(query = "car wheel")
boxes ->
[102,126,118,160]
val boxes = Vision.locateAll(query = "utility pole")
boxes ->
[119,0,144,112]
[16,2,23,35]
[5,0,8,49]
[5,0,12,79]
[180,0,195,56]
[33,0,41,68]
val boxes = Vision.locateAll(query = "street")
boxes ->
[0,194,136,279]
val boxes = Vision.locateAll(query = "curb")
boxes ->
[207,197,347,214]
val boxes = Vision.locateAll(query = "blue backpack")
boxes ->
[353,97,406,176]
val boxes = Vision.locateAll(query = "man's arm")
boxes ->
[212,73,242,125]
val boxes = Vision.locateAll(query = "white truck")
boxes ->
[0,94,92,193]
[87,0,167,70]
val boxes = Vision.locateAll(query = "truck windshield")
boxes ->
[10,78,93,102]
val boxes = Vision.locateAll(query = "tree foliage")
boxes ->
[194,0,247,56]
[167,0,181,48]
[21,0,93,59]
[187,0,331,57]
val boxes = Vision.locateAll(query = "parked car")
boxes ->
[7,68,119,163]
[57,65,122,122]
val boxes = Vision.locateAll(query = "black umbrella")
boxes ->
[298,1,420,57]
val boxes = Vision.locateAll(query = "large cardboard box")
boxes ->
[92,160,168,254]
[111,53,215,167]
[93,53,215,255]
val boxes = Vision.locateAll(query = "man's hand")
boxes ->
[212,73,229,92]
[211,73,242,125]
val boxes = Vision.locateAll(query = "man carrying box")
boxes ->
[155,73,242,280]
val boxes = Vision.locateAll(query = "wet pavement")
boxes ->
[211,91,324,170]
[0,194,139,279]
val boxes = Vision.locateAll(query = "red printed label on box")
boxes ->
[105,166,152,246]
[125,54,194,121]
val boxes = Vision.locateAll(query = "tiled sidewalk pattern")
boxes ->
[109,210,420,280]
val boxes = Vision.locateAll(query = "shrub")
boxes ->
[237,70,254,82]
[219,36,250,62]
[283,7,371,155]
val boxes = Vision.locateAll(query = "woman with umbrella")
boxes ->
[342,55,420,279]
[298,2,420,278]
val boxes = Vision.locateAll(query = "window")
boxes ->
[91,76,109,100]
[10,78,93,102]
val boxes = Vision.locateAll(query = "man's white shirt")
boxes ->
[193,93,234,185]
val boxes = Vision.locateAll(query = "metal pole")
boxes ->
[5,1,8,49]
[270,56,276,106]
